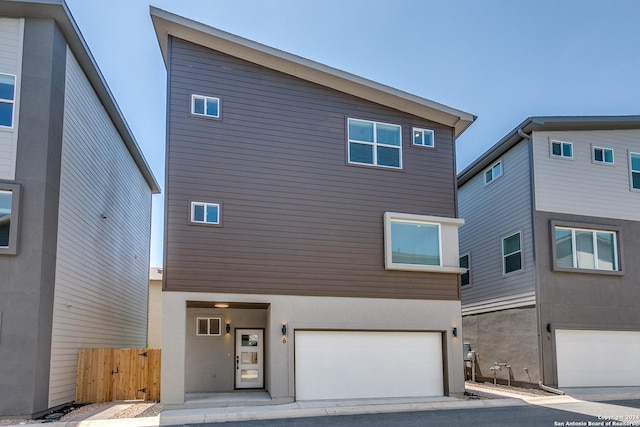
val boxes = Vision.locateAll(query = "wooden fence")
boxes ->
[76,348,161,403]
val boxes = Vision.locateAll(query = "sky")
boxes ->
[62,0,640,268]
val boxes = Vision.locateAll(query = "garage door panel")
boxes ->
[295,331,443,400]
[556,330,640,387]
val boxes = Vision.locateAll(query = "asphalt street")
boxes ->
[184,400,640,427]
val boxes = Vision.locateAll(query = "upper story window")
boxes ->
[383,212,465,273]
[593,146,614,165]
[191,94,220,118]
[412,128,434,148]
[554,226,618,271]
[630,152,640,190]
[484,159,502,185]
[347,118,402,169]
[0,183,20,255]
[502,232,522,274]
[459,254,471,287]
[190,201,221,225]
[550,140,573,159]
[0,73,16,128]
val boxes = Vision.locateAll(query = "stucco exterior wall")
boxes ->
[462,307,540,385]
[162,291,464,405]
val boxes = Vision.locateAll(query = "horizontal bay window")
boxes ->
[554,225,619,272]
[384,212,465,273]
[348,118,402,169]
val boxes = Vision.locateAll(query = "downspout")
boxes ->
[538,380,565,395]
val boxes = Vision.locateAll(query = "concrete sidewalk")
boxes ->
[7,386,640,426]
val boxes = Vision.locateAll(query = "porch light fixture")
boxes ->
[452,327,458,337]
[225,323,231,334]
[281,324,287,336]
[214,303,229,308]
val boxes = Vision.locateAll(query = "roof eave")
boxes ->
[150,6,475,138]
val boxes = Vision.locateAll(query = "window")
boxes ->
[459,254,470,287]
[196,317,221,336]
[484,159,502,185]
[554,226,618,271]
[550,140,573,159]
[412,128,434,148]
[190,202,220,225]
[0,183,20,255]
[630,152,640,190]
[191,94,220,118]
[348,118,402,169]
[0,73,16,127]
[593,147,614,165]
[502,232,522,274]
[383,212,465,273]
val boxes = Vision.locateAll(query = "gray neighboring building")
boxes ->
[151,8,475,406]
[458,116,640,388]
[0,0,159,418]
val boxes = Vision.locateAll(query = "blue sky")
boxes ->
[63,0,640,267]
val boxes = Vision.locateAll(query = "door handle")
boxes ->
[236,355,239,370]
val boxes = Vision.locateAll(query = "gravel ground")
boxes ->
[466,381,556,398]
[0,401,162,426]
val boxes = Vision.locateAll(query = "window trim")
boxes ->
[347,118,403,169]
[191,94,221,119]
[0,182,20,255]
[550,139,573,159]
[412,127,435,148]
[459,253,471,288]
[195,316,222,336]
[592,145,614,165]
[551,220,623,275]
[502,231,523,275]
[0,73,16,128]
[629,151,640,191]
[383,212,465,273]
[484,159,503,186]
[189,201,222,226]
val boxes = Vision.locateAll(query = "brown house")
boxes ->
[151,7,475,405]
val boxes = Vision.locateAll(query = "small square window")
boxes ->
[550,140,573,159]
[484,159,503,185]
[412,128,434,147]
[191,94,220,118]
[196,317,221,336]
[190,201,221,225]
[593,147,614,164]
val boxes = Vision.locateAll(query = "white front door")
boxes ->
[235,329,264,389]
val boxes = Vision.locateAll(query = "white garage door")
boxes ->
[556,329,640,387]
[295,330,443,400]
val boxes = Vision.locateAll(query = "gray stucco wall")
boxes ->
[462,307,540,385]
[0,18,66,417]
[535,210,640,386]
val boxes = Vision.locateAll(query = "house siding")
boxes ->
[459,139,536,314]
[533,129,640,221]
[164,37,460,300]
[0,17,23,180]
[47,47,151,408]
